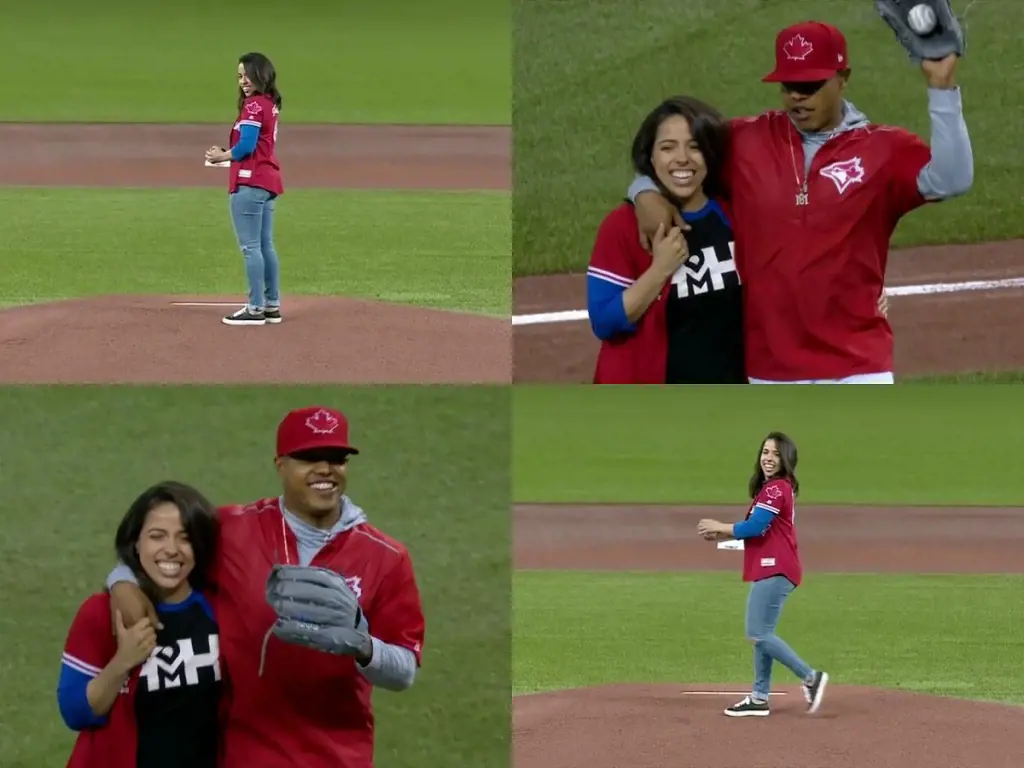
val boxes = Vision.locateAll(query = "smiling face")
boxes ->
[276,449,351,524]
[779,72,847,132]
[136,502,195,602]
[760,439,781,479]
[650,114,708,208]
[238,62,254,97]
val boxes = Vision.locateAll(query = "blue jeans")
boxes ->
[229,186,281,312]
[745,575,815,700]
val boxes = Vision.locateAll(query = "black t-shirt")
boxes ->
[664,201,746,383]
[134,591,221,768]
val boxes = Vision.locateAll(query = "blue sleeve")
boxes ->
[731,505,776,539]
[586,274,636,340]
[916,87,973,199]
[627,174,660,203]
[105,561,137,591]
[230,123,260,161]
[57,662,107,730]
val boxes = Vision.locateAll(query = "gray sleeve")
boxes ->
[105,562,138,590]
[626,174,660,202]
[916,86,973,200]
[356,636,418,691]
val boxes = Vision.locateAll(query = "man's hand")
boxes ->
[110,582,162,632]
[635,191,688,252]
[921,53,957,89]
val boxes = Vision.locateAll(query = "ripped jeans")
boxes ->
[229,185,281,312]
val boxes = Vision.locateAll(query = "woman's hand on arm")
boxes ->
[621,223,687,323]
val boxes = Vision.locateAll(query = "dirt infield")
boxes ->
[0,123,510,383]
[513,239,1024,382]
[512,503,1024,767]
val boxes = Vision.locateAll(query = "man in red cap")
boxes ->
[104,406,426,767]
[628,20,973,384]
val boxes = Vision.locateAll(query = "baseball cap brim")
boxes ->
[762,67,840,83]
[280,439,360,458]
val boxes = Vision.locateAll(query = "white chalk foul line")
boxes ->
[512,276,1024,327]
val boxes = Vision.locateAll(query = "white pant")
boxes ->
[748,371,894,384]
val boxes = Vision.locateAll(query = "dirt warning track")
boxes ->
[512,503,1024,768]
[0,123,511,384]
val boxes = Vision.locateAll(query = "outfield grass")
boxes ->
[0,0,509,124]
[511,384,1024,504]
[0,188,510,315]
[513,571,1024,705]
[0,385,510,768]
[513,0,1024,275]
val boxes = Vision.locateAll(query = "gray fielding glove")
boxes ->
[266,564,371,657]
[874,0,966,63]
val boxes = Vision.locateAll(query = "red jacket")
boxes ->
[229,94,283,196]
[742,479,802,587]
[214,498,425,768]
[725,112,931,381]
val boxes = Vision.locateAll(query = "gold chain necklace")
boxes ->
[787,123,841,207]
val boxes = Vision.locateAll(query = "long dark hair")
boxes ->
[114,481,220,603]
[748,432,799,499]
[630,95,729,205]
[238,52,283,112]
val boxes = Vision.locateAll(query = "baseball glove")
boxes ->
[266,564,371,657]
[874,0,966,62]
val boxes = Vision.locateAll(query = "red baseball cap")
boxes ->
[762,21,849,83]
[275,406,359,457]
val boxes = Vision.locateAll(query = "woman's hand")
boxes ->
[205,146,230,163]
[650,223,689,281]
[112,610,157,672]
[697,518,730,537]
[635,192,688,252]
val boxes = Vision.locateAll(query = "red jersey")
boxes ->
[228,94,283,196]
[725,112,932,381]
[61,592,225,768]
[741,478,802,587]
[214,498,425,768]
[588,204,671,383]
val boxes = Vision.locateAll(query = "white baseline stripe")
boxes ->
[512,277,1024,327]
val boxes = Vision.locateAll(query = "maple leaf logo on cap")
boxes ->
[783,34,813,61]
[305,408,340,435]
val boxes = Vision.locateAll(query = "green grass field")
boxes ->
[512,384,1024,706]
[0,0,510,124]
[0,385,510,768]
[512,384,1024,504]
[0,189,510,315]
[513,0,1024,275]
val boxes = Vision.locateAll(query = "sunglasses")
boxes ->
[288,449,352,466]
[781,80,827,96]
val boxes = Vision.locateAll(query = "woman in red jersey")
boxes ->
[206,52,285,327]
[58,481,222,768]
[696,432,829,718]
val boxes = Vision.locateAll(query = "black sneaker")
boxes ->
[723,695,770,718]
[222,307,266,326]
[804,671,829,714]
[264,307,283,324]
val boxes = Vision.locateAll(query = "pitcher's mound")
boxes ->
[513,683,1022,768]
[0,295,509,383]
